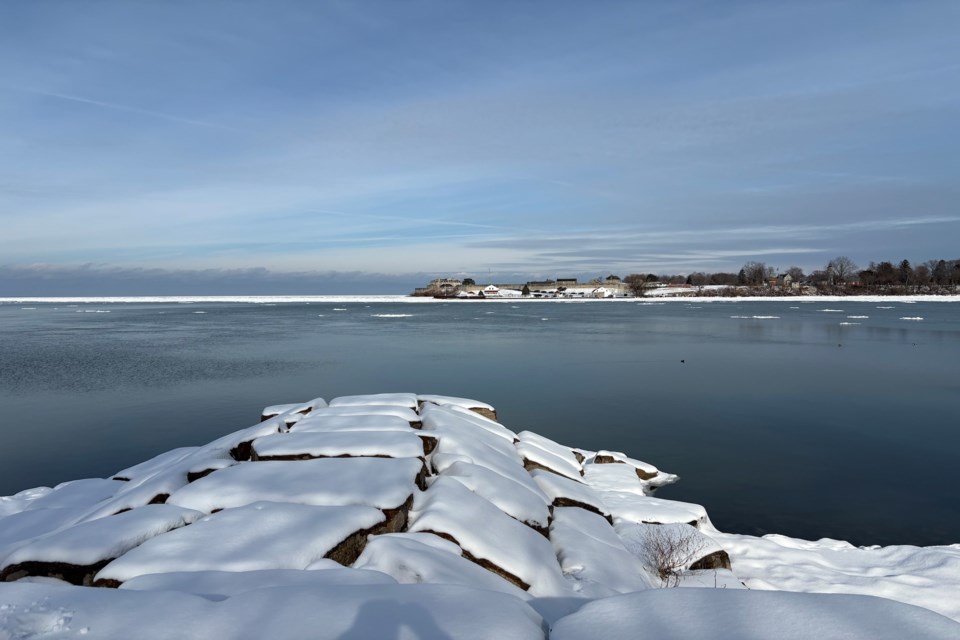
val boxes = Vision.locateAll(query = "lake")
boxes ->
[1,297,957,547]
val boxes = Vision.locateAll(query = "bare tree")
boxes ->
[827,256,858,284]
[741,261,772,286]
[624,273,651,297]
[687,272,708,289]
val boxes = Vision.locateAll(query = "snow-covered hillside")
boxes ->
[1,393,957,638]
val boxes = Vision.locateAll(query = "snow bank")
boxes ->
[707,531,960,623]
[0,581,547,639]
[119,567,398,600]
[550,588,960,640]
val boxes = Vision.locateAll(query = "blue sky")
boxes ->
[2,1,958,293]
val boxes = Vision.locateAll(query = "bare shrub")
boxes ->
[644,525,705,588]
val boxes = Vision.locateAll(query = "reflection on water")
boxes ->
[1,300,958,546]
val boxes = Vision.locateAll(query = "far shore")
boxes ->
[2,294,959,304]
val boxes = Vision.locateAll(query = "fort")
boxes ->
[412,277,631,299]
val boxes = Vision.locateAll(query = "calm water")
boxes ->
[1,298,957,547]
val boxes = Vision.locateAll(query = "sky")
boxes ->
[1,1,959,294]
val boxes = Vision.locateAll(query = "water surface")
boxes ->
[1,298,957,546]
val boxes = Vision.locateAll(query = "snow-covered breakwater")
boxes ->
[1,393,958,639]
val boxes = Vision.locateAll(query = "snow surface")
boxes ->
[706,531,960,624]
[417,394,496,411]
[353,533,530,599]
[550,588,960,640]
[516,431,583,480]
[0,581,547,639]
[119,567,397,600]
[305,404,422,424]
[329,393,419,409]
[530,469,610,518]
[96,502,385,583]
[407,477,571,597]
[290,413,415,433]
[420,402,517,442]
[439,461,551,529]
[251,430,425,460]
[167,457,422,513]
[1,504,201,571]
[260,396,327,418]
[549,507,656,597]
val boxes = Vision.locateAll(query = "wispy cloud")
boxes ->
[4,86,241,133]
[1,0,958,289]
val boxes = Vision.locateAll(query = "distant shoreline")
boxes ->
[2,295,959,304]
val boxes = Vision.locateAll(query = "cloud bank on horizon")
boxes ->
[1,1,959,294]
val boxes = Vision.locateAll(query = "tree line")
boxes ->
[620,256,960,296]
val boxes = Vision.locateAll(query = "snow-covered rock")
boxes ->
[0,504,202,585]
[1,391,957,637]
[94,502,386,584]
[407,477,571,596]
[166,457,424,513]
[250,430,425,460]
[329,393,419,409]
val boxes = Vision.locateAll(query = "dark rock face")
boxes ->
[593,454,620,465]
[551,499,614,525]
[230,440,255,461]
[1,559,114,587]
[689,550,732,571]
[469,407,498,421]
[186,468,218,483]
[522,458,573,478]
[635,468,658,481]
[325,495,414,566]
[592,454,658,480]
[419,435,438,456]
